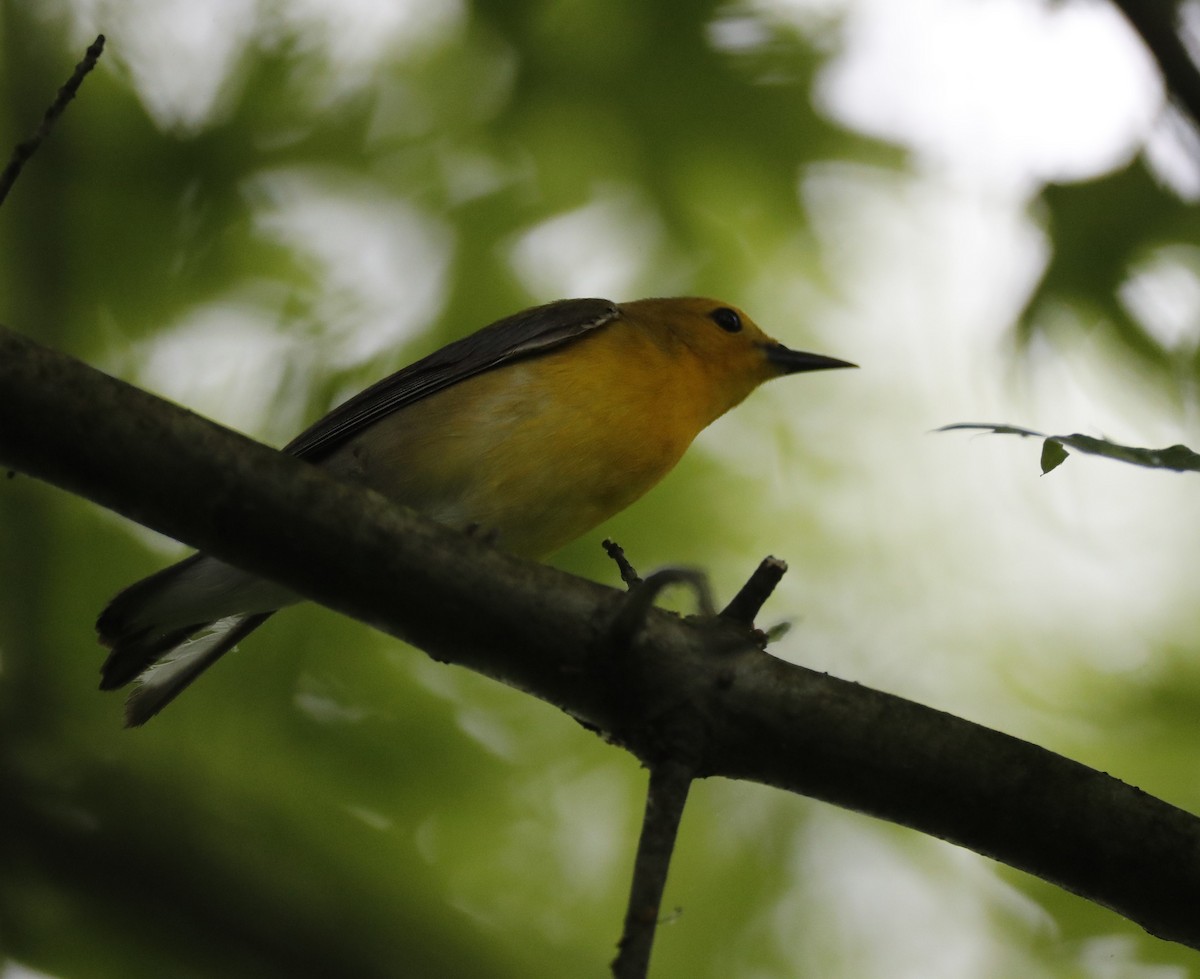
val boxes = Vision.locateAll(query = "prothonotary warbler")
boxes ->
[97,296,854,725]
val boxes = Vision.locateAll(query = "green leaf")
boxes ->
[1040,439,1069,474]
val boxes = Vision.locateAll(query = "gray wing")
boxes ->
[283,297,621,461]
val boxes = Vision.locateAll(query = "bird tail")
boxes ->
[97,555,286,726]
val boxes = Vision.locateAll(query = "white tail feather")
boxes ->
[135,617,243,689]
[123,615,262,726]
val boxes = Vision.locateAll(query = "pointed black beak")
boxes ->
[763,343,858,374]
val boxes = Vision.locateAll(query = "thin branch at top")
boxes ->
[1111,1,1200,134]
[0,34,106,208]
[721,555,788,624]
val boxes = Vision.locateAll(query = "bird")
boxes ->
[97,296,854,726]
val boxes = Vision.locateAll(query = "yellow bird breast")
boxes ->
[320,325,714,558]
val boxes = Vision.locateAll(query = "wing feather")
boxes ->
[284,298,620,461]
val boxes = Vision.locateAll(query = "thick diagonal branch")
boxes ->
[4,322,1200,952]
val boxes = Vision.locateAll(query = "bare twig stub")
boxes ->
[721,555,787,625]
[603,538,643,589]
[0,34,106,208]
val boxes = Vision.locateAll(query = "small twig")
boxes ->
[720,556,788,625]
[603,538,642,589]
[0,34,106,208]
[611,758,695,979]
[608,568,714,647]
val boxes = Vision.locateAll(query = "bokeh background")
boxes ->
[3,0,1200,976]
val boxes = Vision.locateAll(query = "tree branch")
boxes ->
[3,322,1200,952]
[613,760,694,979]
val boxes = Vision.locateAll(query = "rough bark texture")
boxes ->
[3,321,1200,950]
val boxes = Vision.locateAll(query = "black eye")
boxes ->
[710,307,742,333]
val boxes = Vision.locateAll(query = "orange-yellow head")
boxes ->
[613,297,855,427]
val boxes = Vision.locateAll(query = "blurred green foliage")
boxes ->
[1023,157,1200,368]
[2,1,1200,977]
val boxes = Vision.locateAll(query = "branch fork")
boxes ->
[604,549,787,979]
